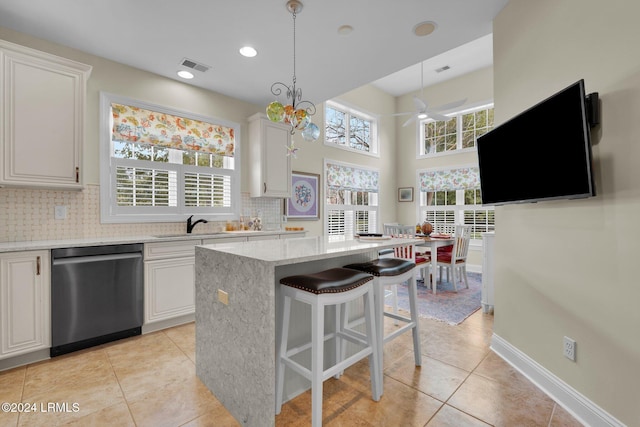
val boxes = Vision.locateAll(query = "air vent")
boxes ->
[180,58,210,73]
[435,65,451,73]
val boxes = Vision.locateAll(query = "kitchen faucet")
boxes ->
[186,215,208,233]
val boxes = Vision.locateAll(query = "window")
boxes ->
[325,101,378,156]
[420,104,494,156]
[324,160,379,236]
[99,93,240,223]
[418,167,494,241]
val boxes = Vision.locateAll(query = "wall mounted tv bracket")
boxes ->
[586,92,600,127]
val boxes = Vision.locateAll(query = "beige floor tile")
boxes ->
[63,401,136,427]
[105,332,195,400]
[163,322,196,362]
[385,352,470,402]
[181,404,242,427]
[549,403,585,427]
[426,404,491,426]
[127,376,219,427]
[0,364,26,426]
[447,372,555,426]
[330,376,442,427]
[19,349,125,426]
[0,311,579,427]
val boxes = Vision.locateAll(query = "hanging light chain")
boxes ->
[292,7,297,87]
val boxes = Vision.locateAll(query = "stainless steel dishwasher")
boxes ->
[51,243,143,357]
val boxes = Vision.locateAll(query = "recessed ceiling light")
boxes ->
[337,25,353,35]
[239,46,258,57]
[413,21,437,37]
[177,70,194,79]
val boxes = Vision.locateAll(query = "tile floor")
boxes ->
[0,310,584,426]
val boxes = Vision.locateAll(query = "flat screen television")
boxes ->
[476,79,596,206]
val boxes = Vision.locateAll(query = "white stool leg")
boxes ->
[334,302,348,379]
[391,284,399,325]
[275,292,292,414]
[372,277,385,392]
[311,299,324,427]
[407,275,422,366]
[363,285,381,401]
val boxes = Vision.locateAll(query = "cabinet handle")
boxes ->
[76,167,80,183]
[36,256,41,275]
[264,182,267,194]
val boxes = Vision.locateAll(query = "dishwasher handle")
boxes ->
[52,252,142,266]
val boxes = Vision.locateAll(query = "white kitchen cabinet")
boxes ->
[143,240,198,328]
[0,39,92,189]
[0,251,50,359]
[481,232,495,314]
[248,113,291,197]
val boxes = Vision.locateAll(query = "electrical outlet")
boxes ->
[563,336,576,361]
[54,205,67,220]
[218,289,229,305]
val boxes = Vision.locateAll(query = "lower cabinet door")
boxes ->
[144,257,195,324]
[0,251,50,359]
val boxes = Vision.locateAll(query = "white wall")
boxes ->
[493,1,640,425]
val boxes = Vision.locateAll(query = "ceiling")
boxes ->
[0,0,507,106]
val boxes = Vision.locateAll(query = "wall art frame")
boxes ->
[285,171,320,220]
[398,187,414,202]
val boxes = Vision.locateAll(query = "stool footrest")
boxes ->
[384,322,417,345]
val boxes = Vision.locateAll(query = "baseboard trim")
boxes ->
[491,334,625,427]
[142,313,195,334]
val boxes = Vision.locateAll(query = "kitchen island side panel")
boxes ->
[195,247,276,426]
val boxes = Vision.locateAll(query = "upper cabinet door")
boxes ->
[248,113,291,198]
[0,40,92,189]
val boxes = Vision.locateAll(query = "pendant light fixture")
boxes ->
[266,0,319,156]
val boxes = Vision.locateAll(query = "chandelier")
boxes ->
[266,0,320,155]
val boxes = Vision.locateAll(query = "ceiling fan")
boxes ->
[392,61,467,127]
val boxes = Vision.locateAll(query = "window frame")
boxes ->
[324,100,379,157]
[417,102,494,159]
[99,92,241,223]
[323,159,380,236]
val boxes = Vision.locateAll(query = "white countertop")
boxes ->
[0,230,305,253]
[198,235,422,266]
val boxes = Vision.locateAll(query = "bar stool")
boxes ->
[343,255,422,392]
[275,268,381,427]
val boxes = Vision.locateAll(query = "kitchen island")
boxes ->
[194,235,420,426]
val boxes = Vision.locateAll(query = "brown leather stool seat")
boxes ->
[343,258,415,277]
[279,267,374,294]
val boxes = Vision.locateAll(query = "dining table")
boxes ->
[416,234,455,293]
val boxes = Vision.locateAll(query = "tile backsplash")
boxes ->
[0,184,283,242]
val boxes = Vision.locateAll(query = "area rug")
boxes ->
[389,272,482,325]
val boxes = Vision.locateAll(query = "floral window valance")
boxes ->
[111,103,235,157]
[326,162,379,193]
[419,167,480,192]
